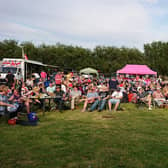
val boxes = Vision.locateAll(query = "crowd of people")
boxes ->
[0,69,168,119]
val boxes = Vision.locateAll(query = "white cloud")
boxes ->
[0,0,167,50]
[0,21,59,43]
[143,0,158,4]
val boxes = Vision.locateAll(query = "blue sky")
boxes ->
[0,0,168,50]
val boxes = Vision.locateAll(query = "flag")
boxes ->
[24,54,28,60]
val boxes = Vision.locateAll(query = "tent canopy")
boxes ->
[117,64,157,75]
[79,67,98,76]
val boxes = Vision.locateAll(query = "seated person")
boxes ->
[97,81,107,91]
[38,82,46,94]
[108,88,123,111]
[54,86,66,112]
[44,78,50,88]
[62,88,71,110]
[35,82,47,108]
[163,84,168,100]
[26,77,34,88]
[46,82,56,96]
[8,89,30,114]
[21,82,33,99]
[0,85,15,116]
[127,84,137,103]
[70,86,81,110]
[98,85,109,112]
[121,88,129,103]
[81,87,100,112]
[136,87,152,110]
[153,88,166,107]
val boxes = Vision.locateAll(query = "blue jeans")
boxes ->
[90,99,99,111]
[54,98,64,111]
[98,99,106,111]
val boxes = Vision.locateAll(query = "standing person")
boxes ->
[6,71,15,89]
[40,70,47,82]
[66,72,73,82]
[157,75,162,85]
[108,76,118,92]
[52,69,58,80]
[61,81,67,94]
[55,72,62,87]
[15,79,23,95]
[15,69,23,81]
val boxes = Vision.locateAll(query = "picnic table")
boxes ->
[30,95,56,116]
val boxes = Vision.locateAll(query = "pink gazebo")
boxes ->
[117,64,157,75]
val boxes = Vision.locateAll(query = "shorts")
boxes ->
[109,99,120,104]
[154,98,166,106]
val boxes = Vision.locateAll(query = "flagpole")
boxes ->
[19,45,25,59]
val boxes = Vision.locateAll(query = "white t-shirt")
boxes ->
[61,84,66,93]
[15,72,23,80]
[46,86,56,93]
[26,79,33,86]
[70,90,81,97]
[112,91,123,99]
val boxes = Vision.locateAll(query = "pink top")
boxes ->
[55,74,62,85]
[40,71,47,78]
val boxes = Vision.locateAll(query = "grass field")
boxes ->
[1,103,168,168]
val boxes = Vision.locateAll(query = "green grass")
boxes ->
[1,104,168,168]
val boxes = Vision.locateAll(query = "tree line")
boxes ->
[0,39,167,75]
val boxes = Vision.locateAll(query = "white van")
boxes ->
[0,58,45,81]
